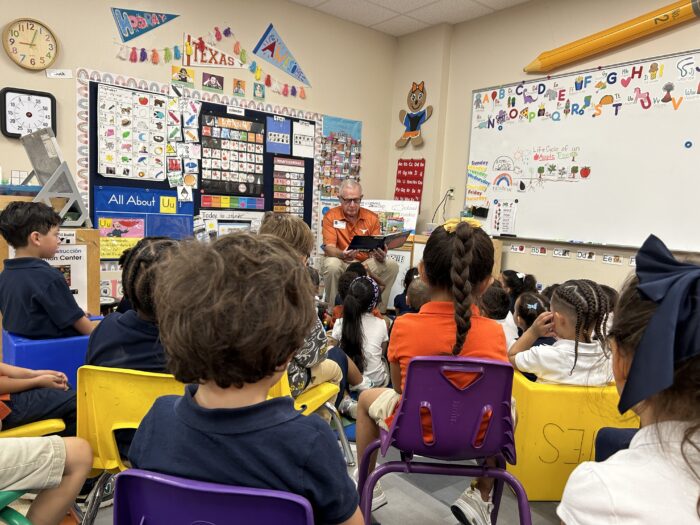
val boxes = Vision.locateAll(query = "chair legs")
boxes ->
[80,471,111,525]
[323,401,356,467]
[357,446,532,525]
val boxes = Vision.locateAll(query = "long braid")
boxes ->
[581,279,610,343]
[450,222,475,355]
[553,282,587,373]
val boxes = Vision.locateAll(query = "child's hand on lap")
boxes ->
[529,311,555,338]
[34,372,69,390]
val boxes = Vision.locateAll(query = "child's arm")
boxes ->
[508,312,554,367]
[73,315,95,335]
[338,508,363,525]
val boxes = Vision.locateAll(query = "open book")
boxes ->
[347,231,411,252]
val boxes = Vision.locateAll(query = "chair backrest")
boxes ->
[76,365,185,475]
[267,370,292,399]
[385,356,515,463]
[2,330,89,387]
[114,469,314,525]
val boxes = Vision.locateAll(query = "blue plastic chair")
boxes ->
[357,356,532,525]
[113,469,314,525]
[2,330,89,387]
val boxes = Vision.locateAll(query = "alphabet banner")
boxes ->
[253,24,310,86]
[111,7,179,43]
[394,158,425,206]
[182,33,245,69]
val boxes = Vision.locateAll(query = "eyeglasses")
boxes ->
[339,196,362,205]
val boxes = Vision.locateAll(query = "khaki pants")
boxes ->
[303,359,343,422]
[321,256,400,313]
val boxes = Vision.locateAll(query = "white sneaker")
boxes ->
[451,487,493,525]
[349,376,373,392]
[352,468,388,511]
[338,395,358,419]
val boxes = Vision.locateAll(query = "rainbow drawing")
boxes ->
[493,173,512,187]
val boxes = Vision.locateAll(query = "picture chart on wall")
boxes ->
[466,49,700,251]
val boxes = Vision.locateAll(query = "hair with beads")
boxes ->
[515,292,551,330]
[423,223,494,355]
[551,279,609,373]
[121,237,179,321]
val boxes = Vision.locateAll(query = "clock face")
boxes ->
[3,18,58,71]
[0,88,57,138]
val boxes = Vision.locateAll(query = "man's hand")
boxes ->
[342,249,359,262]
[371,246,387,263]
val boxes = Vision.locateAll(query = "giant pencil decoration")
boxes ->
[524,1,700,73]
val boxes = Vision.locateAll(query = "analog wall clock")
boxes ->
[0,87,57,138]
[3,18,58,71]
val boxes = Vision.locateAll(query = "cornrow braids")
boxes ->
[122,237,179,321]
[450,222,475,355]
[552,279,609,373]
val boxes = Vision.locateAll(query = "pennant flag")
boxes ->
[182,33,246,69]
[111,7,179,43]
[253,24,310,87]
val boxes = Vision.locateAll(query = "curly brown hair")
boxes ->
[154,233,316,388]
[259,212,314,258]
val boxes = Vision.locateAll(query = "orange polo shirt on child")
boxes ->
[322,207,381,263]
[388,301,508,392]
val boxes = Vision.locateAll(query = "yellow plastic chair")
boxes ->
[268,373,355,467]
[77,365,185,524]
[0,419,65,437]
[510,371,639,500]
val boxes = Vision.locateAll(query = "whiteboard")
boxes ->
[466,49,700,252]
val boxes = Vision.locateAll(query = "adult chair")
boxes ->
[76,365,185,524]
[356,356,531,525]
[268,371,355,466]
[114,468,314,525]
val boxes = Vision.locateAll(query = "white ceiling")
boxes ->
[288,0,531,36]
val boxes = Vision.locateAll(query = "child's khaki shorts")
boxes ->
[368,389,401,431]
[0,436,65,491]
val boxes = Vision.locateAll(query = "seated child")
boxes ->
[499,269,537,312]
[513,291,556,347]
[0,202,93,338]
[332,276,389,392]
[258,212,341,401]
[406,277,430,313]
[393,267,419,315]
[540,283,560,301]
[0,435,92,525]
[354,219,508,519]
[558,235,700,524]
[87,237,178,372]
[0,362,76,435]
[508,279,612,385]
[128,233,362,525]
[330,269,383,329]
[480,282,519,344]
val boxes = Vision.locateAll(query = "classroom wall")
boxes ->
[0,0,397,199]
[394,0,700,287]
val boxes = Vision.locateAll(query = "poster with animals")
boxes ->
[466,49,700,251]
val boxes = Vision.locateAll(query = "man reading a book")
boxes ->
[321,180,399,313]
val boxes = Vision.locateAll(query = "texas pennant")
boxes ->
[111,7,179,43]
[182,33,245,69]
[253,24,310,87]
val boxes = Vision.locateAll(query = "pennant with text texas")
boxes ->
[111,7,179,42]
[253,24,310,86]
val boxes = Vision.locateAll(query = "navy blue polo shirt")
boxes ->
[0,258,84,339]
[129,385,359,524]
[86,310,165,372]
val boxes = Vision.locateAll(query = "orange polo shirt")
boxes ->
[388,301,508,392]
[322,207,381,262]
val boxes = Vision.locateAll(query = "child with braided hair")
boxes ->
[508,279,612,385]
[354,219,508,520]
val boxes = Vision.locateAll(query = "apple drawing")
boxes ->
[138,96,149,105]
[580,166,591,178]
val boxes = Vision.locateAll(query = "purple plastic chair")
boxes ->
[113,469,314,525]
[357,356,531,525]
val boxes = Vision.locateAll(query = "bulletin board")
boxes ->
[466,49,700,252]
[80,70,323,259]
